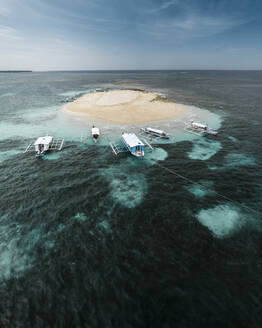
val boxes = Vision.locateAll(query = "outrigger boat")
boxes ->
[110,132,153,157]
[185,121,218,136]
[24,135,64,156]
[91,126,100,143]
[140,127,169,139]
[122,133,144,157]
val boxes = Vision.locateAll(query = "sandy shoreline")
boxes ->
[62,89,188,125]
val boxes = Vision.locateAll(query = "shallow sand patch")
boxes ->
[197,204,245,238]
[187,139,222,161]
[187,180,215,198]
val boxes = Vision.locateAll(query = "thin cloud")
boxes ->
[181,15,247,38]
[171,15,247,31]
[0,7,10,16]
[140,13,249,39]
[0,25,23,40]
[142,0,250,39]
[146,0,179,13]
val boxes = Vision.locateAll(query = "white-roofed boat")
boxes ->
[24,135,64,156]
[91,126,100,143]
[185,121,218,136]
[121,133,145,157]
[141,127,169,139]
[34,136,53,155]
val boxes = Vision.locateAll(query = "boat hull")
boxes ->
[206,129,218,135]
[35,150,46,157]
[92,134,99,143]
[192,127,218,135]
[131,151,144,157]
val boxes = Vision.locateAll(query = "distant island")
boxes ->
[0,70,32,73]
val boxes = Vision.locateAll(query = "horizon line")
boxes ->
[1,69,262,73]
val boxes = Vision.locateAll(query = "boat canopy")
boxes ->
[34,136,53,145]
[122,133,144,148]
[146,127,165,135]
[192,122,207,129]
[92,127,100,135]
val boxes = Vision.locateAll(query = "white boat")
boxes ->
[34,136,53,156]
[121,133,145,157]
[141,127,169,139]
[91,126,100,143]
[185,121,218,136]
[24,135,64,156]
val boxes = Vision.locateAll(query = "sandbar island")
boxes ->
[62,89,188,125]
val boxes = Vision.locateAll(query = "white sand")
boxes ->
[96,90,139,106]
[62,89,188,125]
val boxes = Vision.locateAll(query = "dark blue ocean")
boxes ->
[0,70,262,327]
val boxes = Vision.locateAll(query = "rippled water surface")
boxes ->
[0,70,262,327]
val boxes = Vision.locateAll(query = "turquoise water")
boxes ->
[0,71,262,327]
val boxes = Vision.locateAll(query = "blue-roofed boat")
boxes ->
[121,133,145,157]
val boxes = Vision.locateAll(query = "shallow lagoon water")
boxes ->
[224,152,256,168]
[187,180,215,198]
[109,170,147,208]
[208,152,256,170]
[0,71,262,327]
[0,92,15,98]
[187,138,222,160]
[0,149,21,163]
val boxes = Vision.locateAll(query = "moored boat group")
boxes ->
[25,121,218,158]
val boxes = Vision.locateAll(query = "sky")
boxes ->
[0,0,262,70]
